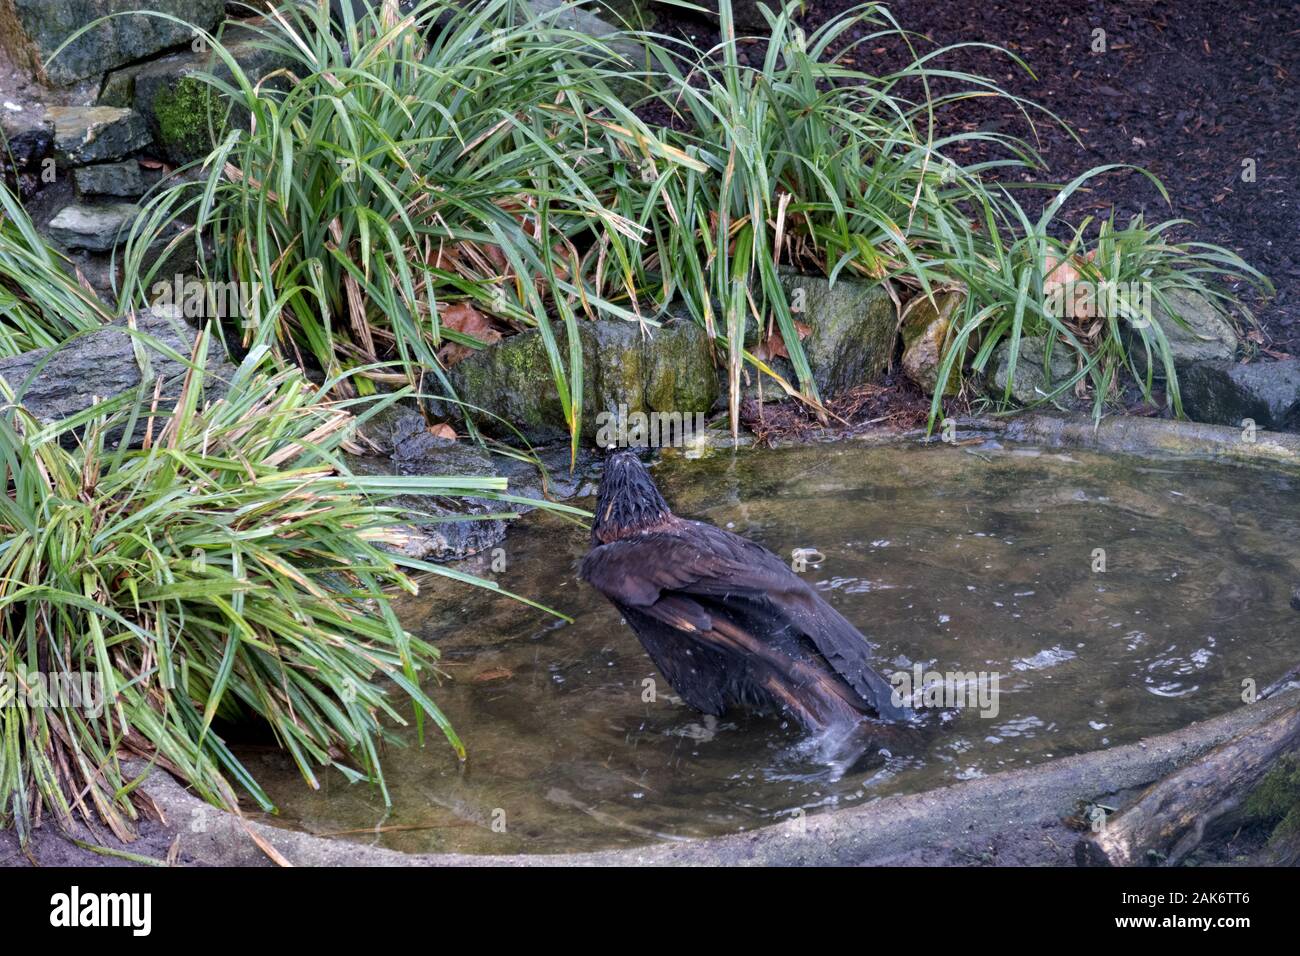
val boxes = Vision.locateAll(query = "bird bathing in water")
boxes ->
[580,450,910,739]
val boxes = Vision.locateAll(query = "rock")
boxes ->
[72,159,144,198]
[653,0,770,34]
[900,291,963,395]
[0,308,231,431]
[990,336,1076,405]
[525,0,646,63]
[388,433,493,482]
[104,25,294,165]
[48,106,150,165]
[345,445,507,563]
[731,355,796,404]
[1131,289,1240,373]
[1179,359,1300,431]
[0,103,53,170]
[354,399,429,456]
[583,0,651,28]
[493,443,600,501]
[350,401,597,560]
[431,314,718,444]
[0,0,225,86]
[779,273,897,397]
[46,201,139,251]
[391,426,460,473]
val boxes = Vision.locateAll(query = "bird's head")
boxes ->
[592,449,674,544]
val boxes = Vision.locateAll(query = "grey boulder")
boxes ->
[72,159,144,198]
[778,273,897,398]
[990,336,1077,405]
[1179,358,1300,432]
[0,0,225,86]
[0,308,231,432]
[48,105,150,165]
[46,202,140,251]
[431,314,718,444]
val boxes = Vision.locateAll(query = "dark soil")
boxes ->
[0,815,196,868]
[652,0,1299,354]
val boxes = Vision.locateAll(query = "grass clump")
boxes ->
[116,1,1271,441]
[638,2,1052,430]
[0,183,112,356]
[930,168,1272,422]
[121,0,694,462]
[1244,753,1300,864]
[0,333,561,841]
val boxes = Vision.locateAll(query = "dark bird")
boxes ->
[580,450,909,735]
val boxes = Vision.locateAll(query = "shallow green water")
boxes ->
[241,441,1300,854]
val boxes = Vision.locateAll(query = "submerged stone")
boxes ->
[346,447,507,563]
[346,436,596,563]
[350,397,599,560]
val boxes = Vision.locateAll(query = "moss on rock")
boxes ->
[778,273,897,397]
[434,316,718,444]
[149,74,223,165]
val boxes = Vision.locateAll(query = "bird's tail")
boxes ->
[860,663,913,723]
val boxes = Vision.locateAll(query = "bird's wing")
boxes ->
[618,602,730,715]
[581,525,908,721]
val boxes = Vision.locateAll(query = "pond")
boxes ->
[240,440,1300,854]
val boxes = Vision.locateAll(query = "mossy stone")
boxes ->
[778,273,897,397]
[0,0,224,86]
[115,26,294,165]
[900,291,963,396]
[432,316,718,444]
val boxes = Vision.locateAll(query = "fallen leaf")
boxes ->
[438,302,502,366]
[1042,250,1098,318]
[753,320,812,361]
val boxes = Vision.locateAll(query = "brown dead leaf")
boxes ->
[472,667,513,683]
[753,319,812,361]
[1043,249,1099,318]
[438,302,502,366]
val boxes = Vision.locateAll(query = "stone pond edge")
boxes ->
[135,689,1300,867]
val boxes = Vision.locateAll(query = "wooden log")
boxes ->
[1075,703,1300,866]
